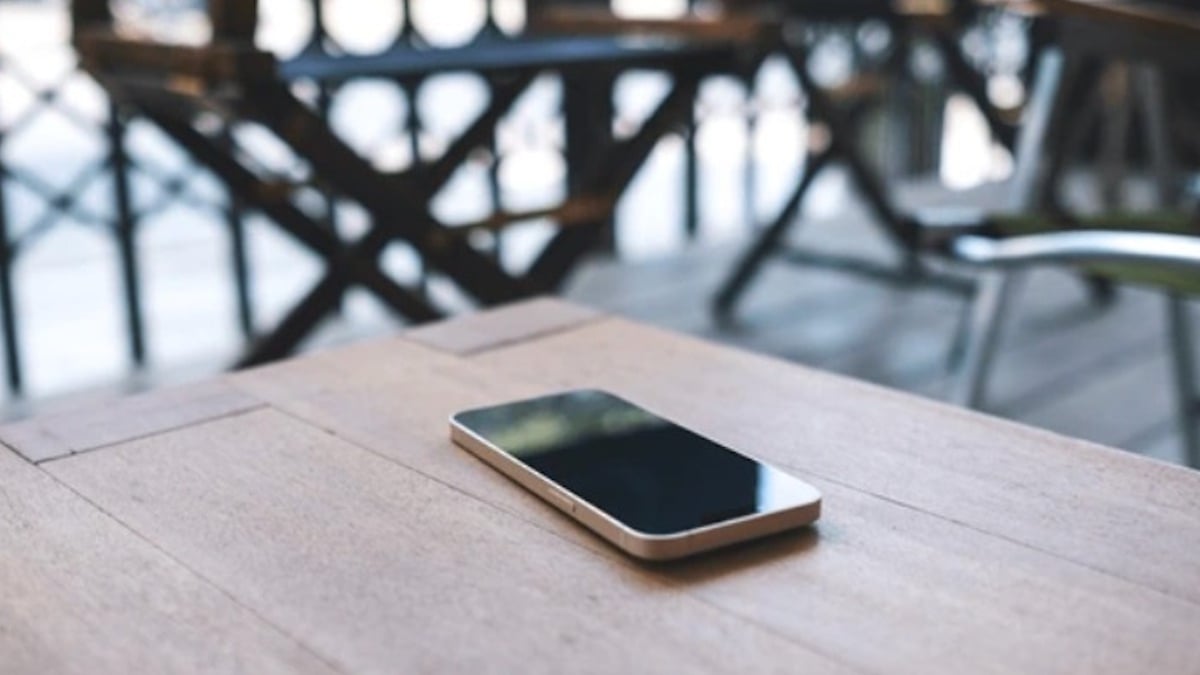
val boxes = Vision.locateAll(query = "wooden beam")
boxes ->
[70,0,112,40]
[209,0,260,41]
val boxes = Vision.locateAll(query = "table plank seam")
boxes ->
[254,401,876,669]
[257,398,621,549]
[258,399,639,554]
[790,464,1200,609]
[35,457,355,675]
[29,403,270,466]
[0,427,68,463]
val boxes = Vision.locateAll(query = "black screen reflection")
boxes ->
[454,390,812,535]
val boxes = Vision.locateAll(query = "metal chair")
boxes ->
[947,230,1200,467]
[709,0,1017,320]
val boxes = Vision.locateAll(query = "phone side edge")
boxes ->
[448,418,821,562]
[448,419,641,556]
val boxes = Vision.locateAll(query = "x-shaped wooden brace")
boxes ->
[713,36,976,318]
[126,64,703,366]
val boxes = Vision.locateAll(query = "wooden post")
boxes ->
[209,0,260,42]
[70,0,112,39]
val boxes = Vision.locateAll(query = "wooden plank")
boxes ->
[0,379,263,463]
[530,8,772,43]
[218,314,1200,672]
[0,447,337,675]
[468,315,1200,605]
[45,408,852,675]
[404,296,602,356]
[1039,0,1200,42]
[657,478,1200,675]
[229,338,604,551]
[208,0,258,40]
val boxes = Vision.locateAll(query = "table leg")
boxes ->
[684,102,700,240]
[252,83,530,305]
[563,71,615,253]
[108,102,147,369]
[1007,47,1099,213]
[0,137,20,394]
[952,270,1021,409]
[529,74,701,290]
[219,123,256,339]
[1167,294,1199,468]
[147,112,442,325]
[784,46,915,251]
[1098,64,1132,210]
[930,23,1017,151]
[712,148,833,319]
[1134,65,1180,207]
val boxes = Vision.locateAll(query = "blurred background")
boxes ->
[1,0,1197,464]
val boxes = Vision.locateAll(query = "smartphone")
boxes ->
[449,389,821,561]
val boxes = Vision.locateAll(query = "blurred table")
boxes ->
[3,298,1199,673]
[1004,0,1200,212]
[1035,0,1200,52]
[709,0,1001,314]
[73,0,750,366]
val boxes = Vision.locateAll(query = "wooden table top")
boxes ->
[991,0,1200,42]
[3,298,1199,674]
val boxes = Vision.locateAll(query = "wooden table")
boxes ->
[71,0,750,371]
[1036,0,1200,55]
[2,298,1199,674]
[997,0,1200,213]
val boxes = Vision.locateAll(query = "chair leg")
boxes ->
[711,148,833,320]
[952,270,1019,409]
[0,227,21,395]
[1134,66,1180,207]
[1166,294,1199,468]
[742,76,757,233]
[109,104,147,368]
[684,103,700,240]
[220,124,255,339]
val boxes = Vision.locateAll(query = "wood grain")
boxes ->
[404,296,602,356]
[469,316,1200,604]
[12,301,1200,673]
[655,478,1200,675]
[222,312,1200,673]
[46,408,852,675]
[0,379,262,463]
[530,8,772,43]
[0,447,338,675]
[229,337,606,552]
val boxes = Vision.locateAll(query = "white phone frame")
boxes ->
[449,395,822,561]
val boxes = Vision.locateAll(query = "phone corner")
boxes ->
[616,529,694,562]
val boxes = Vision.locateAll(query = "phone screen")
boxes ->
[453,390,817,536]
